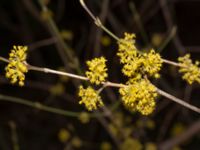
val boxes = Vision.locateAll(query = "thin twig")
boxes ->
[28,64,124,88]
[0,56,9,63]
[9,121,20,150]
[28,64,88,81]
[80,0,119,41]
[156,88,200,113]
[158,26,177,52]
[129,2,150,46]
[0,94,105,118]
[159,120,200,150]
[162,58,183,67]
[159,0,186,55]
[37,0,80,70]
[80,0,96,21]
[93,0,110,56]
[29,37,57,51]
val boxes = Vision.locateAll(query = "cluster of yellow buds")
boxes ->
[78,33,162,114]
[116,33,162,115]
[78,56,108,111]
[86,57,108,85]
[119,79,157,115]
[117,33,163,79]
[5,46,28,86]
[78,86,104,111]
[178,54,200,84]
[117,33,137,65]
[142,49,163,78]
[117,33,138,77]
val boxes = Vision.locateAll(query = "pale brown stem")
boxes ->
[29,63,200,114]
[162,58,183,67]
[156,88,200,113]
[28,65,88,81]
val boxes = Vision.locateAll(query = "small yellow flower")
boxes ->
[50,83,65,95]
[78,86,104,111]
[78,112,90,124]
[121,56,143,77]
[151,33,163,47]
[142,49,163,78]
[117,33,162,78]
[119,79,157,115]
[5,45,28,86]
[178,54,200,84]
[117,32,137,64]
[101,35,111,46]
[117,33,142,77]
[86,57,108,85]
[58,128,70,143]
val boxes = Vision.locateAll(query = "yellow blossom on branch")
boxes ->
[117,33,141,77]
[117,33,137,64]
[117,33,162,78]
[119,79,157,115]
[5,45,28,86]
[78,86,104,111]
[86,56,108,85]
[142,49,163,78]
[178,54,200,84]
[121,56,143,77]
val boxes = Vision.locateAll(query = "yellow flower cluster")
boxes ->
[78,86,104,111]
[5,46,28,86]
[178,54,200,84]
[117,33,138,77]
[119,79,157,115]
[142,49,163,78]
[117,33,162,78]
[86,57,108,85]
[117,33,137,64]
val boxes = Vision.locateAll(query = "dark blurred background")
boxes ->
[0,0,200,150]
